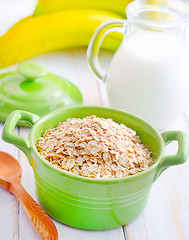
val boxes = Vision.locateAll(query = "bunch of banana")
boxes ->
[0,0,133,69]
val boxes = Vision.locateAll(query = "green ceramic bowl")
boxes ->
[2,106,189,230]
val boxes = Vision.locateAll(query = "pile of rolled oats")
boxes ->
[37,115,154,178]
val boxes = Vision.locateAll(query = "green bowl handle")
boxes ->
[155,131,189,179]
[2,110,40,163]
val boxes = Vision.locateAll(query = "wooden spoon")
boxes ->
[0,151,58,240]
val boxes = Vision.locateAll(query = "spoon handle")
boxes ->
[11,182,58,240]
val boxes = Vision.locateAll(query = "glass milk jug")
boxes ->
[87,1,189,130]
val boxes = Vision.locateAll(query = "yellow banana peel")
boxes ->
[0,9,123,68]
[34,0,133,17]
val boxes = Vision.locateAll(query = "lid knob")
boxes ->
[18,62,47,80]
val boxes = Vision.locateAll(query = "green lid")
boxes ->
[0,62,83,125]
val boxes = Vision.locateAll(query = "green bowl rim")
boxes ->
[29,106,164,183]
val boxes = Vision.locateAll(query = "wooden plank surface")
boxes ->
[1,49,188,240]
[0,0,189,240]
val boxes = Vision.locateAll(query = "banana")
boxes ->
[0,9,123,69]
[34,0,133,17]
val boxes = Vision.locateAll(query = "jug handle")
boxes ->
[87,19,126,82]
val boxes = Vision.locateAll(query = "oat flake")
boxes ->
[37,115,154,178]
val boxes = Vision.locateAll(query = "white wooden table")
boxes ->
[1,1,189,240]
